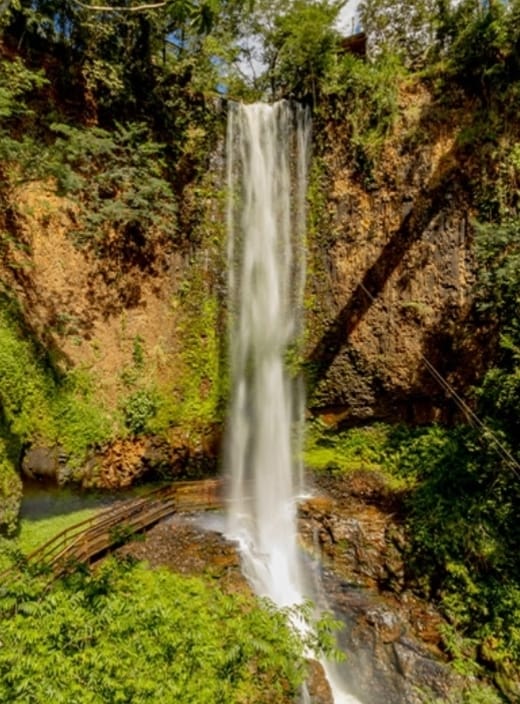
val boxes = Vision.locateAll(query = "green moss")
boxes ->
[156,247,225,431]
[304,155,336,364]
[0,309,56,444]
[52,369,113,466]
[304,422,409,488]
[177,293,222,424]
[0,442,22,536]
[0,301,114,528]
[0,306,112,457]
[123,284,224,436]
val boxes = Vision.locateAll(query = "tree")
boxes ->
[268,0,342,103]
[358,0,438,67]
[475,215,520,446]
[445,0,513,99]
[1,0,250,110]
[236,0,343,102]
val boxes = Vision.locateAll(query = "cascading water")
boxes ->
[226,101,362,704]
[226,101,308,607]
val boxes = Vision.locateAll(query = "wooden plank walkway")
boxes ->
[1,479,222,581]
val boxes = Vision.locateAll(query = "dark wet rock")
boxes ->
[319,573,460,704]
[365,604,403,644]
[299,492,406,591]
[307,660,334,704]
[298,471,466,704]
[22,445,71,483]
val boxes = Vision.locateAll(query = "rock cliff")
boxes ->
[306,82,489,426]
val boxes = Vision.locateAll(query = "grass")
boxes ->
[17,482,161,555]
[304,422,387,470]
[18,506,101,555]
[0,504,101,573]
[303,421,415,490]
[0,482,161,573]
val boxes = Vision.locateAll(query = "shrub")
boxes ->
[0,559,311,703]
[122,389,158,435]
[0,444,22,536]
[45,122,177,249]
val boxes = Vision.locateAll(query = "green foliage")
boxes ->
[443,0,508,96]
[119,336,163,436]
[306,421,520,678]
[304,421,443,487]
[455,114,520,696]
[161,265,223,429]
[0,306,56,444]
[266,0,342,102]
[474,216,520,447]
[122,389,158,435]
[176,294,222,425]
[0,0,240,257]
[0,442,22,536]
[0,558,311,703]
[52,369,113,465]
[132,335,145,369]
[352,0,520,107]
[109,522,140,548]
[0,535,26,573]
[45,122,177,248]
[0,56,48,195]
[426,679,504,704]
[475,216,520,343]
[358,0,438,68]
[0,300,112,499]
[399,428,520,677]
[431,0,520,103]
[304,421,391,476]
[321,51,401,178]
[457,686,504,704]
[0,56,48,121]
[233,0,341,102]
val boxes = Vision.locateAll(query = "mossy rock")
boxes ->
[0,450,22,535]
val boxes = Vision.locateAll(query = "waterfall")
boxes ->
[226,101,362,704]
[226,101,309,606]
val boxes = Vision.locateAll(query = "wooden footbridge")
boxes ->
[2,479,223,581]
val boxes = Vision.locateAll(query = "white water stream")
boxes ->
[225,101,362,704]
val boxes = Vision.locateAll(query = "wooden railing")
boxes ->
[2,479,222,581]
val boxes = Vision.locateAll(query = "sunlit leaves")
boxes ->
[0,56,47,120]
[0,559,310,702]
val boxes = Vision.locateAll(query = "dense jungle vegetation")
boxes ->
[0,555,340,702]
[0,0,520,701]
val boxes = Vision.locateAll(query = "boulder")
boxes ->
[22,445,70,483]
